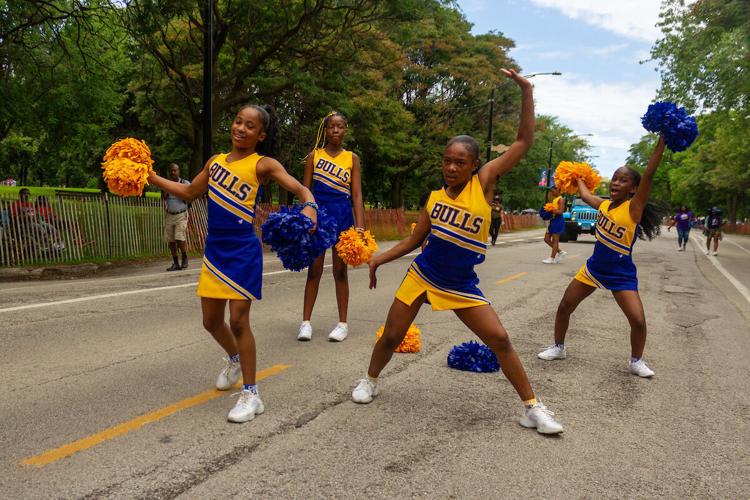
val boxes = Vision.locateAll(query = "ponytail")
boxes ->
[241,104,279,157]
[624,166,666,240]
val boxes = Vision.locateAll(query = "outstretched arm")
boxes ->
[258,157,317,224]
[148,157,213,201]
[478,69,534,199]
[350,154,366,229]
[630,136,665,223]
[368,208,430,289]
[577,178,604,210]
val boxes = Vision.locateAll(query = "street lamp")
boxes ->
[486,71,563,163]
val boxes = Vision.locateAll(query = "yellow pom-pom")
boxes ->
[543,202,557,212]
[335,227,378,266]
[101,138,155,197]
[410,222,417,234]
[375,323,421,353]
[554,161,601,195]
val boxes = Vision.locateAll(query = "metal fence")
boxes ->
[0,192,543,268]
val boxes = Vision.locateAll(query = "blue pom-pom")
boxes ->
[641,101,699,152]
[447,341,500,373]
[539,207,552,221]
[261,205,338,271]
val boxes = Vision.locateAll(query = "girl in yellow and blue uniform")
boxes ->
[148,104,318,423]
[538,137,666,378]
[350,69,563,435]
[299,112,365,342]
[543,186,566,264]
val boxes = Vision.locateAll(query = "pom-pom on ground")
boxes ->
[447,341,499,372]
[261,205,337,271]
[641,101,698,152]
[336,227,378,266]
[375,324,421,353]
[554,161,602,195]
[101,138,155,197]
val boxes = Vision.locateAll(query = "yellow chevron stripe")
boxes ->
[209,192,254,223]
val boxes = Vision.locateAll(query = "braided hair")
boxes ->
[312,111,347,151]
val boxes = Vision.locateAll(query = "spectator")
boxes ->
[704,206,724,256]
[162,163,191,271]
[667,205,693,251]
[9,189,63,251]
[489,194,503,245]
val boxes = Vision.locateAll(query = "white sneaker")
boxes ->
[216,357,242,390]
[328,322,348,342]
[538,344,567,360]
[711,251,718,256]
[677,247,684,252]
[542,257,556,264]
[519,402,563,434]
[557,250,568,260]
[629,359,655,378]
[227,390,264,423]
[705,250,711,255]
[297,321,312,341]
[352,378,378,403]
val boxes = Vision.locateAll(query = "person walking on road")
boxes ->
[351,69,563,435]
[539,137,666,378]
[667,205,693,251]
[162,163,191,271]
[148,104,318,423]
[542,186,566,264]
[489,194,503,245]
[704,206,724,256]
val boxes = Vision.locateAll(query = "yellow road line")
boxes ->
[22,364,290,467]
[496,272,528,284]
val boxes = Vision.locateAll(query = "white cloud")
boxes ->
[531,74,658,175]
[529,0,662,42]
[591,43,629,57]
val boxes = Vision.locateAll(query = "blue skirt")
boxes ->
[548,216,565,234]
[320,198,354,246]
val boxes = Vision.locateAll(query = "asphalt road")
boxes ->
[1,228,748,499]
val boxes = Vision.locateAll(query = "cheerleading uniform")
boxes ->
[396,175,491,311]
[547,195,565,234]
[575,199,639,291]
[311,148,354,240]
[197,153,263,301]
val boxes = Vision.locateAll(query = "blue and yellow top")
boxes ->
[207,153,261,230]
[592,199,638,261]
[414,175,490,286]
[311,148,352,203]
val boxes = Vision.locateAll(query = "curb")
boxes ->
[0,262,112,281]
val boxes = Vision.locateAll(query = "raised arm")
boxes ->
[350,153,366,229]
[630,136,665,223]
[148,157,213,201]
[577,178,604,210]
[258,157,317,225]
[478,69,534,198]
[368,208,431,289]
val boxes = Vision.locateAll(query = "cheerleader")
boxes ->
[351,69,563,434]
[298,112,365,342]
[543,186,566,263]
[538,137,666,378]
[148,104,318,422]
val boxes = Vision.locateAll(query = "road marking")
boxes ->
[0,265,333,314]
[22,364,290,467]
[691,235,750,305]
[496,272,528,284]
[724,237,750,256]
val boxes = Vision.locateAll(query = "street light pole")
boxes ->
[201,0,214,166]
[486,87,495,164]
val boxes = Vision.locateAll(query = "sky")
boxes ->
[456,0,664,177]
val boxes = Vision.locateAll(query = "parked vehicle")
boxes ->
[560,197,608,242]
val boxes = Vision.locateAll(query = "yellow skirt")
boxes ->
[395,264,489,311]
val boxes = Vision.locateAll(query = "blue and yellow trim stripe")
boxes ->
[208,184,255,219]
[410,263,489,304]
[431,224,487,254]
[203,257,258,301]
[313,172,350,194]
[208,190,254,224]
[582,264,605,288]
[595,227,631,255]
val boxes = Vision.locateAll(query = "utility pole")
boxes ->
[201,0,213,165]
[486,87,495,164]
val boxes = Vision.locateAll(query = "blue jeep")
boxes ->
[560,197,605,242]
